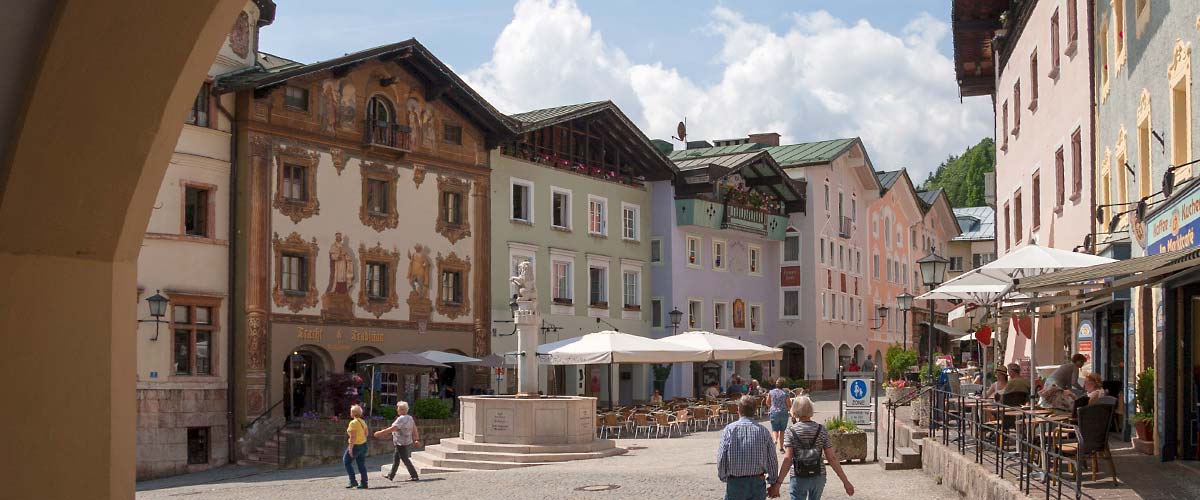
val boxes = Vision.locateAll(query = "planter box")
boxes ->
[829,431,868,462]
[885,387,917,403]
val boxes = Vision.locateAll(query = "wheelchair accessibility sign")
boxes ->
[845,379,872,408]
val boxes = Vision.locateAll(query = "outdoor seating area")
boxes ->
[596,395,761,439]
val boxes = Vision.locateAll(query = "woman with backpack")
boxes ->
[769,396,854,499]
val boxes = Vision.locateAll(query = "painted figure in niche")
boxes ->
[732,299,746,329]
[319,80,340,133]
[406,97,422,144]
[338,79,356,130]
[420,106,436,150]
[327,232,355,294]
[407,243,431,298]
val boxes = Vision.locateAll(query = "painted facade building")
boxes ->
[912,189,966,360]
[867,170,929,362]
[134,0,275,480]
[215,40,511,449]
[651,146,806,397]
[1092,0,1200,460]
[488,101,676,405]
[666,136,878,390]
[953,0,1096,371]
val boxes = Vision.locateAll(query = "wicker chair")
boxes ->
[631,413,654,439]
[601,413,625,439]
[652,412,678,438]
[674,409,691,434]
[1058,403,1118,485]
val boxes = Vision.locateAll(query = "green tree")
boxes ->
[921,138,995,207]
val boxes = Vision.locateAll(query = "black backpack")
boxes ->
[791,423,824,478]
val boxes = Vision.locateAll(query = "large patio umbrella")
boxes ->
[537,330,709,408]
[976,244,1115,389]
[359,352,449,416]
[419,350,483,365]
[658,331,782,361]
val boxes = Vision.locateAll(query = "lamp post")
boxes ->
[917,253,948,435]
[138,290,170,341]
[896,292,914,351]
[668,306,683,335]
[869,304,890,330]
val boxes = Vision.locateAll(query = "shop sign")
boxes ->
[1146,183,1200,255]
[1078,340,1093,356]
[781,266,801,287]
[1077,319,1094,341]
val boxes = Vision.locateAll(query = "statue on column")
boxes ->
[510,261,536,301]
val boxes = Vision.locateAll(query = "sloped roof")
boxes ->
[876,170,904,191]
[952,206,995,241]
[672,150,806,211]
[667,137,858,167]
[918,188,943,207]
[509,101,608,126]
[214,39,513,139]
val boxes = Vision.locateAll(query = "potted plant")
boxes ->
[884,345,918,402]
[1133,368,1154,449]
[824,417,868,462]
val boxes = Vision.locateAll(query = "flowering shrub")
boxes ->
[884,379,907,389]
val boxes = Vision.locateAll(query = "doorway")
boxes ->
[780,343,806,380]
[284,349,326,419]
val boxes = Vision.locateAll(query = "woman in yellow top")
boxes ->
[343,404,370,489]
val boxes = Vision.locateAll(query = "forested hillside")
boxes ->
[921,137,995,207]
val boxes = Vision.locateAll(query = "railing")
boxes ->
[364,121,412,151]
[839,215,853,238]
[884,384,930,459]
[722,202,768,234]
[244,399,286,430]
[928,388,1084,500]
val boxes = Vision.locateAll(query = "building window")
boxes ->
[443,124,463,145]
[713,240,727,270]
[1101,149,1113,209]
[1113,0,1126,65]
[1100,21,1110,96]
[621,203,639,241]
[873,253,879,278]
[784,235,800,264]
[435,175,471,244]
[1171,47,1193,175]
[588,196,607,235]
[184,185,211,237]
[1071,128,1083,199]
[1138,95,1153,200]
[820,292,827,319]
[650,238,663,264]
[441,191,463,225]
[818,237,825,264]
[551,188,571,229]
[1013,81,1021,134]
[949,256,964,272]
[365,262,388,300]
[714,302,728,330]
[186,82,211,127]
[1029,52,1039,109]
[902,263,908,287]
[187,427,210,465]
[686,235,701,268]
[281,253,307,293]
[172,302,215,376]
[1067,0,1079,47]
[1135,0,1149,37]
[511,179,533,223]
[284,86,309,111]
[1031,171,1042,230]
[1001,101,1009,150]
[1004,203,1012,250]
[440,270,463,305]
[589,265,608,308]
[838,244,844,270]
[823,183,830,210]
[552,259,573,304]
[1116,140,1129,208]
[749,244,762,275]
[622,270,640,310]
[1013,190,1024,244]
[782,290,800,318]
[282,163,309,202]
[972,253,996,268]
[688,299,702,328]
[749,304,762,332]
[365,178,389,215]
[1055,147,1066,210]
[651,299,663,328]
[1050,10,1061,75]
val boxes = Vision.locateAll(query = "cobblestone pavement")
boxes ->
[138,392,961,500]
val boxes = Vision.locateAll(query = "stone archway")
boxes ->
[1,2,248,498]
[821,343,837,381]
[853,344,866,366]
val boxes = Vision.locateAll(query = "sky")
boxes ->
[260,0,993,181]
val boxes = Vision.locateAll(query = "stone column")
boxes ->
[515,298,540,397]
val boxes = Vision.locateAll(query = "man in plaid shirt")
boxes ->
[717,396,779,500]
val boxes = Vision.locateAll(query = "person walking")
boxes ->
[770,396,854,499]
[373,400,421,482]
[342,404,370,489]
[766,378,792,452]
[861,356,876,374]
[717,396,779,500]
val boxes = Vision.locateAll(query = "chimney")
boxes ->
[748,132,781,147]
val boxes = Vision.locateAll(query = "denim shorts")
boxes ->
[770,413,789,432]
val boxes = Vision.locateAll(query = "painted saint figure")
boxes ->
[328,232,355,294]
[407,244,430,297]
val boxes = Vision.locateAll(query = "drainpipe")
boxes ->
[215,98,238,465]
[1086,0,1098,252]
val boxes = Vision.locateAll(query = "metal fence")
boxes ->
[927,389,1085,500]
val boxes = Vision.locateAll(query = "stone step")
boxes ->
[910,437,924,453]
[420,444,626,463]
[895,446,922,469]
[409,454,550,471]
[435,437,618,455]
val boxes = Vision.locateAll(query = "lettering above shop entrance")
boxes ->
[290,325,385,352]
[1146,182,1200,255]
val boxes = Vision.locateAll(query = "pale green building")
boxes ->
[488,101,677,405]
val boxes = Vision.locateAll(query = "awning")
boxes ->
[419,350,483,365]
[1014,246,1200,294]
[918,321,968,337]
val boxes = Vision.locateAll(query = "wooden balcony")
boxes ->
[364,121,412,155]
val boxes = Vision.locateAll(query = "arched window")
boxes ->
[366,95,401,148]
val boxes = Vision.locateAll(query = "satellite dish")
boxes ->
[672,120,687,143]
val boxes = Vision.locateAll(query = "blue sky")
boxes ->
[259,0,991,180]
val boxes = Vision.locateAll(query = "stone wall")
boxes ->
[136,388,229,480]
[281,417,459,468]
[921,436,1024,500]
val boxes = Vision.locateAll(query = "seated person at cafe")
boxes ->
[984,366,1009,400]
[705,383,721,400]
[650,389,664,405]
[1082,373,1107,406]
[1002,363,1032,395]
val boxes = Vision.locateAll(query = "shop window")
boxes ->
[183,185,212,237]
[284,86,309,111]
[187,427,210,465]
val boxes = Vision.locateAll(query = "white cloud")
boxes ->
[464,0,991,180]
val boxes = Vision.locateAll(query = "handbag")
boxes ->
[791,423,824,478]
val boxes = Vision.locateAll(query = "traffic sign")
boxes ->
[846,378,872,407]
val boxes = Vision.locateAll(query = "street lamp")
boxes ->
[896,292,914,350]
[869,304,890,330]
[668,306,683,335]
[138,290,170,341]
[917,252,948,435]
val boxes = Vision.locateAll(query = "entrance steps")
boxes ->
[385,437,626,474]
